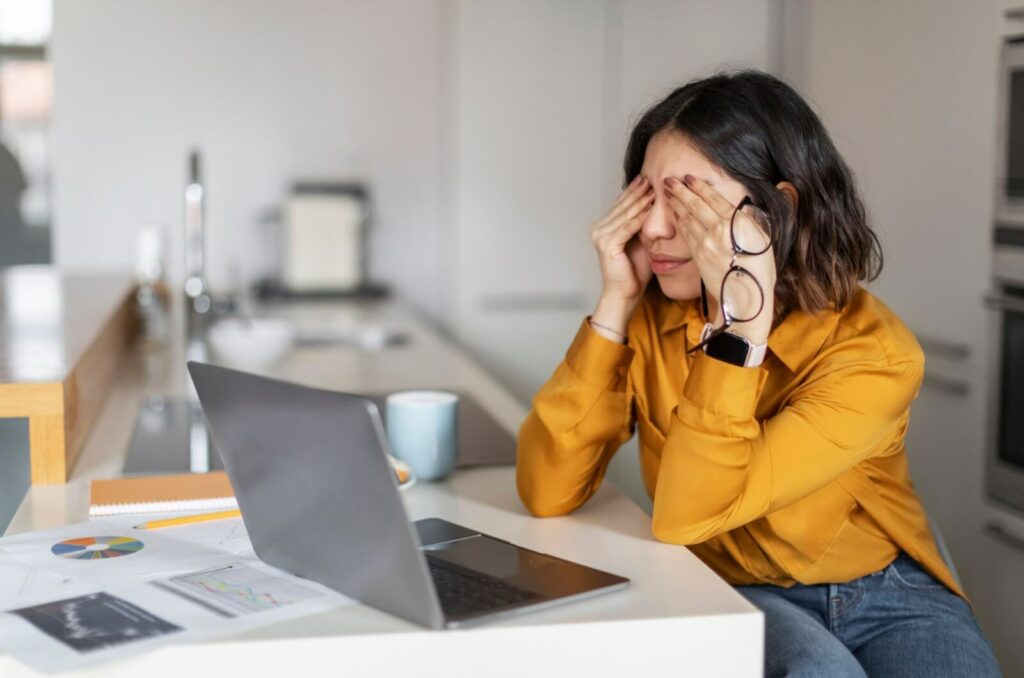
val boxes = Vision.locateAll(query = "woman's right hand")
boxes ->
[588,175,654,337]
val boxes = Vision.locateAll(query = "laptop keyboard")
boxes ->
[426,557,539,618]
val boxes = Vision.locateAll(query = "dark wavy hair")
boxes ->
[624,69,882,318]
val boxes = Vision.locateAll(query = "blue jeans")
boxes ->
[736,554,1001,677]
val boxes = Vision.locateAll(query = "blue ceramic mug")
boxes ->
[385,391,459,481]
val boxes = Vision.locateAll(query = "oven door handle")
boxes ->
[984,522,1024,553]
[922,373,969,397]
[983,292,1024,314]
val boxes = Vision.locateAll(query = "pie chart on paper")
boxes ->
[50,536,145,560]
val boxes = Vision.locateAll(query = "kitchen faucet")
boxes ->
[184,149,212,339]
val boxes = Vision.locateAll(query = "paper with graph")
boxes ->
[0,520,352,673]
[0,518,221,583]
[152,562,323,618]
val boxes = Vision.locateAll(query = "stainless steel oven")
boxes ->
[996,38,1024,227]
[986,231,1024,512]
[988,38,1024,512]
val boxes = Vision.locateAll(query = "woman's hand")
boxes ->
[663,175,777,345]
[588,175,655,339]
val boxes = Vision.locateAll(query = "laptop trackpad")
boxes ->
[426,532,527,580]
[415,517,482,547]
[415,518,525,579]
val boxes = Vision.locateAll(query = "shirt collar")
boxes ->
[653,296,704,352]
[654,294,841,373]
[766,306,842,373]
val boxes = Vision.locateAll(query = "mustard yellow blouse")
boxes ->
[516,285,963,598]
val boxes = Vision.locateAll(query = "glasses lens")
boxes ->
[721,266,765,323]
[732,203,772,255]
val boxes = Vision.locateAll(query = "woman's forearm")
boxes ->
[590,294,639,342]
[651,352,922,545]
[516,321,637,516]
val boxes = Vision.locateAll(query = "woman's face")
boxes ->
[638,131,750,301]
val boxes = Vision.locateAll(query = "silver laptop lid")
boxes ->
[187,361,445,629]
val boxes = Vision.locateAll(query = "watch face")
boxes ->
[705,332,751,366]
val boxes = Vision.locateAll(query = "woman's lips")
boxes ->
[649,255,690,275]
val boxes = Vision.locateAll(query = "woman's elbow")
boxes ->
[651,508,719,546]
[515,458,588,517]
[515,422,577,517]
[516,478,574,518]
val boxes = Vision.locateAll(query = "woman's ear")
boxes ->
[776,181,799,212]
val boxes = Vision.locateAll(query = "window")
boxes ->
[0,0,52,265]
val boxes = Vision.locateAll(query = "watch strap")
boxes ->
[700,323,767,368]
[745,339,768,368]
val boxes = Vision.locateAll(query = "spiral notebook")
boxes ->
[89,472,237,517]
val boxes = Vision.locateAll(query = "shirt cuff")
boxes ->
[564,319,635,391]
[681,350,769,422]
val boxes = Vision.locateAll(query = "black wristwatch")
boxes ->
[700,323,767,368]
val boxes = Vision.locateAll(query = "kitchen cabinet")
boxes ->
[967,507,1024,673]
[903,362,988,572]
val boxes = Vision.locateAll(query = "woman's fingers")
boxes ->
[663,177,722,232]
[626,235,653,285]
[606,176,652,223]
[593,202,650,254]
[611,174,644,211]
[662,185,708,251]
[664,176,772,256]
[604,203,651,249]
[593,186,653,239]
[676,175,737,220]
[618,188,655,223]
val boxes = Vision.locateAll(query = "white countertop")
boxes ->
[0,266,132,383]
[2,298,763,677]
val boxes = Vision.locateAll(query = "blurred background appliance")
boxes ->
[996,37,1024,228]
[184,149,212,334]
[279,182,372,294]
[986,233,1024,513]
[987,36,1024,514]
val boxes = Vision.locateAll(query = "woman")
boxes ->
[516,71,1000,677]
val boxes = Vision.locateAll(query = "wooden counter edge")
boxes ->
[0,283,138,485]
[61,287,139,483]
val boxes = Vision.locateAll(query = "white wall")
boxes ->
[52,0,447,318]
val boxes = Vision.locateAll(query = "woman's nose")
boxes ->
[640,199,676,240]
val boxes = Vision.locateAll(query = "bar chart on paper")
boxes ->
[154,563,322,618]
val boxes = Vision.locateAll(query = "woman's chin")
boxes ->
[655,273,701,301]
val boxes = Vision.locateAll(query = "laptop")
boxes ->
[187,362,629,629]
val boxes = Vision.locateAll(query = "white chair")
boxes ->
[929,516,963,587]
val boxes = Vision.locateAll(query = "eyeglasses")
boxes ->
[688,196,773,354]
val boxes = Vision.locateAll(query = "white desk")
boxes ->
[2,300,763,677]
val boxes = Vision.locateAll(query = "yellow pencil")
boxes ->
[133,509,242,530]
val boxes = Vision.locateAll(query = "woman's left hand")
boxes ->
[663,175,777,345]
